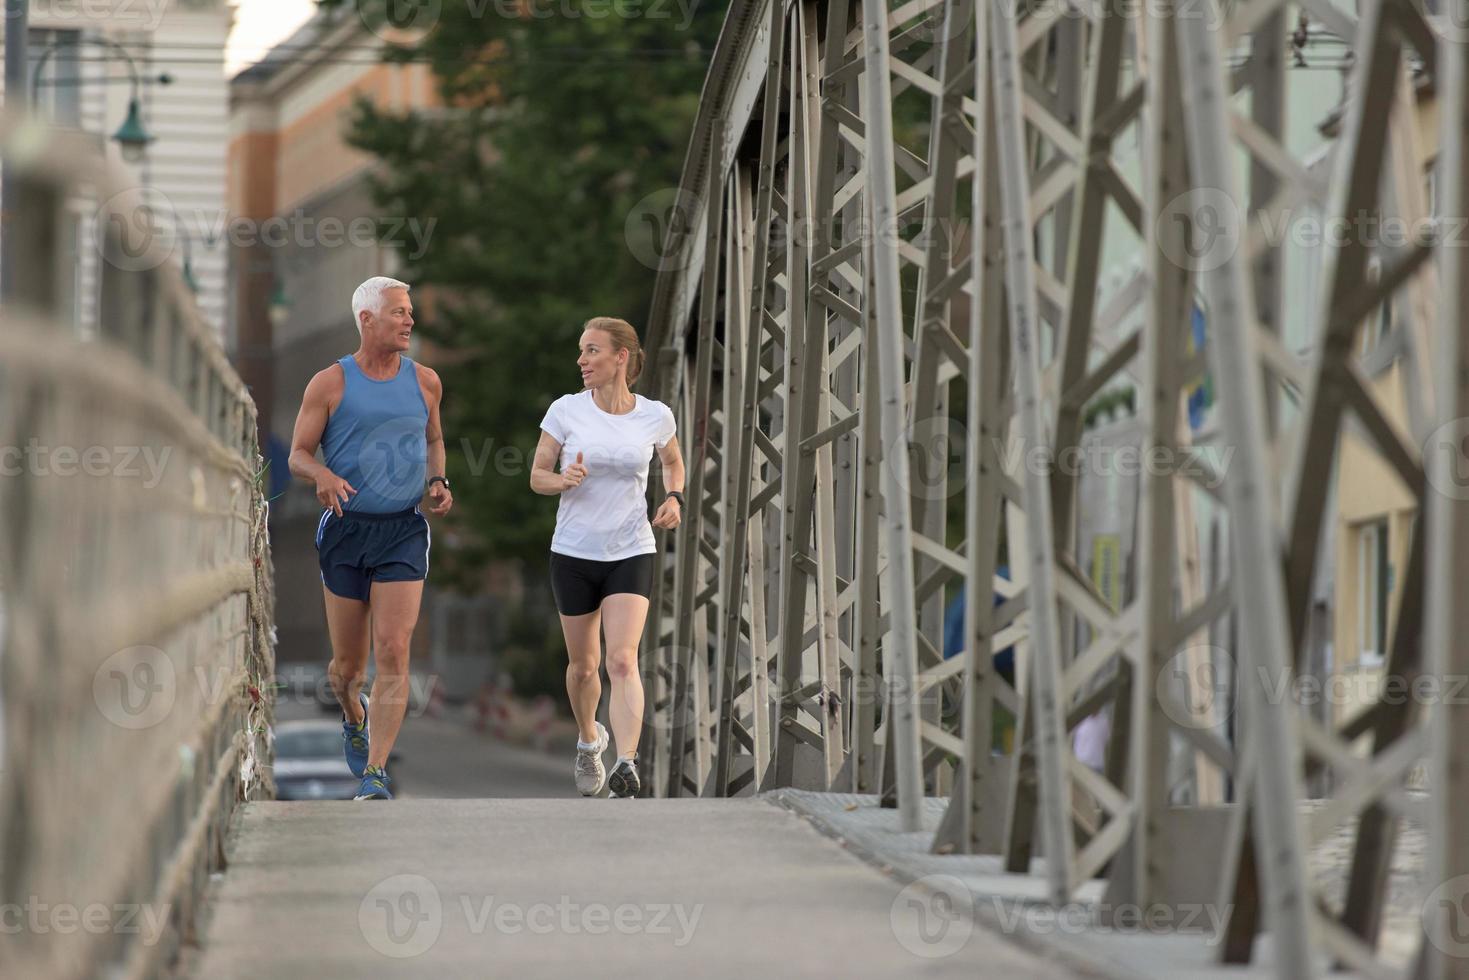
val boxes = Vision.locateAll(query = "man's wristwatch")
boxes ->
[428,476,450,491]
[665,490,685,508]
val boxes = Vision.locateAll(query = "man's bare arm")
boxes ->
[419,365,453,515]
[420,366,446,481]
[289,368,355,515]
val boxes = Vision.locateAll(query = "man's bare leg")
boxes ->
[364,579,424,770]
[324,586,371,723]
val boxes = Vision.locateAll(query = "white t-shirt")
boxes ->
[539,391,677,561]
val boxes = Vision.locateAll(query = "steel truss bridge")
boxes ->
[632,0,1469,975]
[5,0,1469,975]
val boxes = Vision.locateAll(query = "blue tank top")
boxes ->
[321,355,429,514]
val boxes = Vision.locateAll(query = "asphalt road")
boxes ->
[273,696,577,800]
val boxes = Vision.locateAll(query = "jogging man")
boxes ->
[288,276,451,800]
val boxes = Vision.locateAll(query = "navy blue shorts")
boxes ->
[315,507,430,601]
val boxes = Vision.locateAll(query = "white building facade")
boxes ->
[2,0,232,339]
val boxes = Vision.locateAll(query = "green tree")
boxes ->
[329,0,725,581]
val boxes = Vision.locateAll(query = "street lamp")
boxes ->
[31,35,158,161]
[111,97,154,163]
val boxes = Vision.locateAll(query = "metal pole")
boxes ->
[858,0,923,832]
[1424,3,1469,977]
[1172,0,1315,975]
[988,0,1076,903]
[2,0,30,302]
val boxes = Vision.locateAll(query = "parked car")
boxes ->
[272,720,403,800]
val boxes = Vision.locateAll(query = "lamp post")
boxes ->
[176,222,200,295]
[268,279,291,329]
[31,35,157,162]
[153,203,205,297]
[1,0,30,303]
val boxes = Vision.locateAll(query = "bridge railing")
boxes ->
[0,117,276,980]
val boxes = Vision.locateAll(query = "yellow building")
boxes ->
[1327,76,1437,726]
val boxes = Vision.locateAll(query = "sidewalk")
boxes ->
[187,797,1090,979]
[770,789,1422,980]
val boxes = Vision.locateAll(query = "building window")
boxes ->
[1357,519,1389,666]
[28,29,82,129]
[1360,254,1391,356]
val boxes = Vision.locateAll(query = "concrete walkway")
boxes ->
[772,790,1405,980]
[190,798,1090,979]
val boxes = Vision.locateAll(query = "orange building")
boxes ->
[228,5,442,668]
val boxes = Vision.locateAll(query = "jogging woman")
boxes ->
[531,316,685,798]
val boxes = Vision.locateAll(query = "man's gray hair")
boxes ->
[351,276,411,334]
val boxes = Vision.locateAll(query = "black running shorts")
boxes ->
[549,551,655,616]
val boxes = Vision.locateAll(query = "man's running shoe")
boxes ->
[574,721,609,796]
[343,691,370,777]
[607,754,641,799]
[353,765,393,800]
